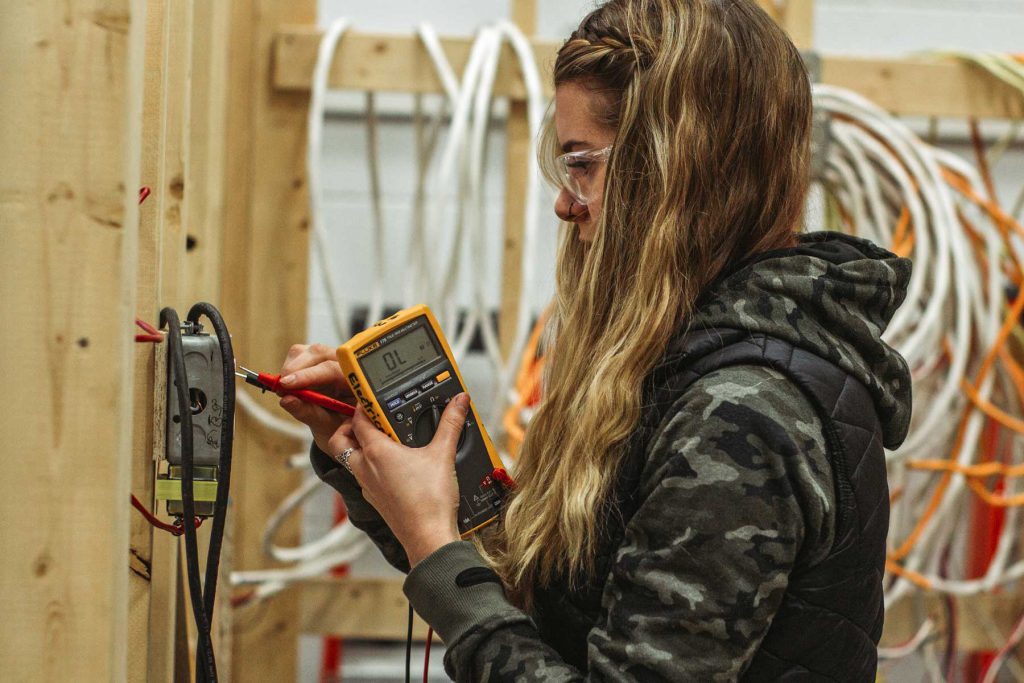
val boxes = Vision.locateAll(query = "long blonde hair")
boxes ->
[480,0,812,608]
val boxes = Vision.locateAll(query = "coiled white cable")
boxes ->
[486,20,548,429]
[235,387,313,442]
[813,84,1024,630]
[261,471,364,564]
[308,18,353,343]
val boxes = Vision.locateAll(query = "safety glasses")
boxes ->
[555,145,612,205]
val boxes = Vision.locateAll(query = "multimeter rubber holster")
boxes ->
[339,305,507,535]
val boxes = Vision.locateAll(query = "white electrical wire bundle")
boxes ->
[814,84,1024,668]
[414,20,547,428]
[230,464,373,603]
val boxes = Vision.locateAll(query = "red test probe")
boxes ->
[236,366,356,416]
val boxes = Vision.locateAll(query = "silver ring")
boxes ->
[337,447,356,473]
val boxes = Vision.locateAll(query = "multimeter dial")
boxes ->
[413,405,441,446]
[413,405,468,449]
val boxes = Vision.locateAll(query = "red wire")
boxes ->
[966,418,1005,680]
[136,318,160,335]
[320,495,350,683]
[130,493,202,536]
[423,627,434,683]
[135,318,164,343]
[139,186,151,204]
[230,590,256,608]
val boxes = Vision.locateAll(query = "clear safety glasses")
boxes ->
[555,145,612,205]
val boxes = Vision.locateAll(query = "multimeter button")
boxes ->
[386,397,403,410]
[395,412,405,421]
[420,380,435,391]
[435,370,451,383]
[403,388,420,400]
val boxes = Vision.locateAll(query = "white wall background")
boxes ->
[295,2,1024,680]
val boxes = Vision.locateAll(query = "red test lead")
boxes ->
[235,366,356,416]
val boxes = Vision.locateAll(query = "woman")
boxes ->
[280,0,912,679]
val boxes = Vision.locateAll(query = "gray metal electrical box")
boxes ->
[166,327,225,469]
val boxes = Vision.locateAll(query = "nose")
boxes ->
[554,188,588,223]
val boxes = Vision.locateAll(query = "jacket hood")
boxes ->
[682,231,913,449]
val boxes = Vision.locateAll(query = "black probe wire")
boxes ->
[186,302,235,629]
[406,602,415,683]
[161,307,218,683]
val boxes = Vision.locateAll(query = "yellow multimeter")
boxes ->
[337,304,505,535]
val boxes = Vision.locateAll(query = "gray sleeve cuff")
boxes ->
[403,540,523,646]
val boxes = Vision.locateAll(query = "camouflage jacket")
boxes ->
[311,231,913,681]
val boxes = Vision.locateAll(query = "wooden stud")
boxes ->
[122,0,236,676]
[499,0,539,360]
[779,0,816,50]
[273,28,554,99]
[128,0,170,679]
[272,30,1024,121]
[0,0,142,678]
[181,0,235,671]
[220,0,316,680]
[821,57,1024,120]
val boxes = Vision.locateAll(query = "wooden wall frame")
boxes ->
[271,29,1024,121]
[4,0,1023,680]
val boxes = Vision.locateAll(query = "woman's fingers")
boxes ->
[350,394,470,457]
[351,405,393,449]
[280,359,350,395]
[429,393,470,457]
[280,343,340,377]
[279,394,341,434]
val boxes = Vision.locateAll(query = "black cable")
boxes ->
[186,302,235,627]
[161,307,218,683]
[406,602,414,683]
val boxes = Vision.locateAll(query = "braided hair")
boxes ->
[478,0,813,608]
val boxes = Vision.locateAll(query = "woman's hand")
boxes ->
[277,343,359,457]
[347,394,469,567]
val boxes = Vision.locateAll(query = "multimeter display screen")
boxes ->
[360,327,440,388]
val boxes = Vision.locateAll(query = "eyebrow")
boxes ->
[560,139,591,153]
